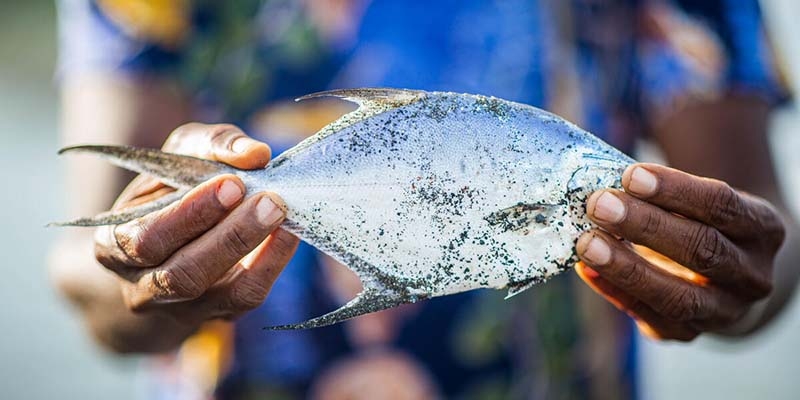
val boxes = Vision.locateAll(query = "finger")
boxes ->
[165,123,272,169]
[182,228,300,321]
[621,163,784,242]
[576,263,700,341]
[160,228,299,323]
[585,190,770,298]
[95,175,245,271]
[576,230,741,323]
[128,194,285,308]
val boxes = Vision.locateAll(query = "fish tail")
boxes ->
[48,190,187,227]
[50,145,235,227]
[57,145,235,189]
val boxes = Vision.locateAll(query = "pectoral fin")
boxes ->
[484,202,562,234]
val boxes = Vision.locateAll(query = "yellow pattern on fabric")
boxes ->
[97,0,189,47]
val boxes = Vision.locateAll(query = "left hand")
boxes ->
[576,163,786,340]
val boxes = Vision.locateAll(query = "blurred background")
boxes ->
[0,2,146,399]
[0,0,797,399]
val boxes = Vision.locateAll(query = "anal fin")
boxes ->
[268,222,427,330]
[266,288,417,330]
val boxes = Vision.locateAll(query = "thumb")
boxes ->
[164,123,272,169]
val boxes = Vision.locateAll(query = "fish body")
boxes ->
[54,88,634,329]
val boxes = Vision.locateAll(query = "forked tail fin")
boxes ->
[50,145,235,227]
[58,145,235,188]
[48,190,187,227]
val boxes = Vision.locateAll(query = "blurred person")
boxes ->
[49,0,799,399]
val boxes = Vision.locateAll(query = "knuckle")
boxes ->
[641,211,665,236]
[94,250,116,271]
[269,229,300,259]
[220,226,260,258]
[206,124,243,148]
[229,279,270,311]
[670,329,700,342]
[659,286,700,321]
[715,300,748,327]
[707,182,743,227]
[94,238,119,270]
[686,225,725,273]
[182,206,213,233]
[152,264,206,300]
[165,122,204,148]
[759,276,774,297]
[121,282,155,314]
[114,221,165,267]
[767,217,787,248]
[94,228,139,280]
[125,292,150,314]
[754,200,787,247]
[748,274,774,300]
[617,260,648,289]
[124,300,144,314]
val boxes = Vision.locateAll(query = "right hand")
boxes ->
[94,123,299,327]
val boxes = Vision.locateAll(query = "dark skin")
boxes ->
[95,124,299,350]
[575,95,797,340]
[577,163,783,339]
[51,88,796,352]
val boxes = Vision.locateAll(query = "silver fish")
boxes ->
[52,88,634,329]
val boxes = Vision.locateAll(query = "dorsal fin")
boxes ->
[296,88,425,110]
[269,88,426,165]
[296,88,425,137]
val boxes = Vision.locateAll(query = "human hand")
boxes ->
[94,123,299,327]
[576,163,785,340]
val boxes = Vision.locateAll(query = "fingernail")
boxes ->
[217,180,243,208]
[231,137,253,153]
[593,192,625,223]
[256,196,283,226]
[628,167,657,196]
[583,236,611,266]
